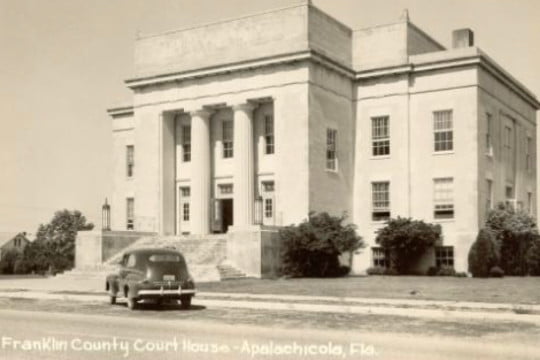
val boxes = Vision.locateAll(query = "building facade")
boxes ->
[107,2,539,273]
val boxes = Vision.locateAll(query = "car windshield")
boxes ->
[148,254,181,262]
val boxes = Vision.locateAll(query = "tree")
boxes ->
[468,229,498,278]
[0,249,22,274]
[280,212,364,277]
[22,210,94,274]
[527,237,540,276]
[375,217,441,274]
[485,203,538,275]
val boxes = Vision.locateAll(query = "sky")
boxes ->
[0,0,539,233]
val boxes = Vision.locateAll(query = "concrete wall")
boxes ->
[75,231,102,269]
[407,24,445,56]
[101,231,152,262]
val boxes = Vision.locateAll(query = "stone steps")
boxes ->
[217,263,248,280]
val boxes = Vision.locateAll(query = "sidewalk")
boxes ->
[0,277,539,324]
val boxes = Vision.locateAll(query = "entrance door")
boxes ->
[221,199,233,233]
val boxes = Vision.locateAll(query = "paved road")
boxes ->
[0,308,537,360]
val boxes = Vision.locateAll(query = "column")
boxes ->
[190,109,212,234]
[233,102,256,228]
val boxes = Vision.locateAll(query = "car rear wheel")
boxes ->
[127,297,138,310]
[180,295,191,309]
[109,294,116,305]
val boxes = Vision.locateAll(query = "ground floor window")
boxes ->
[182,203,190,221]
[126,198,134,230]
[435,246,454,268]
[264,198,273,218]
[372,247,389,268]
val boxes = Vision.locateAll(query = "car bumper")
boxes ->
[137,288,196,297]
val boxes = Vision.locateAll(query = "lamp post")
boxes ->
[255,196,263,225]
[102,198,111,231]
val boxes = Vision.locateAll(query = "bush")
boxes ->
[0,249,22,274]
[526,237,540,276]
[454,272,468,278]
[489,266,505,278]
[375,217,441,274]
[426,266,438,276]
[280,212,364,277]
[437,265,456,276]
[468,229,498,278]
[366,267,398,276]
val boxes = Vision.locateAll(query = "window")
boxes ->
[262,181,274,192]
[180,187,190,197]
[372,182,390,221]
[435,246,454,268]
[504,126,512,163]
[264,198,273,218]
[326,128,337,170]
[182,125,191,162]
[126,254,136,268]
[264,115,274,155]
[222,120,233,158]
[372,116,390,156]
[219,184,233,195]
[149,254,182,263]
[505,186,513,199]
[182,203,190,221]
[126,145,134,177]
[526,136,532,172]
[372,247,389,268]
[434,178,454,219]
[486,179,493,214]
[126,198,134,230]
[486,113,493,155]
[434,110,453,152]
[528,192,533,215]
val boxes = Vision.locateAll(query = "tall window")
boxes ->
[264,115,274,155]
[526,136,532,172]
[372,182,390,221]
[182,125,191,162]
[528,192,533,215]
[434,177,454,219]
[222,120,233,158]
[326,128,337,170]
[434,110,453,152]
[264,198,273,218]
[372,116,390,156]
[180,187,190,222]
[126,145,134,177]
[126,198,134,230]
[504,126,512,163]
[372,247,389,268]
[486,113,493,155]
[486,179,493,214]
[435,246,454,268]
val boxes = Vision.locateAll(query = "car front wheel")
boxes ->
[127,297,138,310]
[180,295,192,309]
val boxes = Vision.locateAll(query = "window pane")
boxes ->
[372,117,390,156]
[434,110,453,152]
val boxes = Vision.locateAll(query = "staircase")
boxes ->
[217,262,248,280]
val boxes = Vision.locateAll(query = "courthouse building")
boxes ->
[106,1,539,274]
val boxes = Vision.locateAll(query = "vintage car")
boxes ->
[105,248,196,310]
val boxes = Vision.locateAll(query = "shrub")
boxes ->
[485,203,538,276]
[468,229,498,278]
[0,249,22,274]
[366,267,397,276]
[489,266,505,278]
[526,237,540,276]
[375,217,441,274]
[437,265,456,276]
[280,212,364,277]
[426,266,438,276]
[454,272,468,278]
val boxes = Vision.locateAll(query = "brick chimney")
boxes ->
[452,29,474,48]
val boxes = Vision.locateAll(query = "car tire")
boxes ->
[127,297,138,310]
[180,295,191,309]
[108,286,117,305]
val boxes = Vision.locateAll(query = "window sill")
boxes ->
[433,218,455,223]
[325,168,339,174]
[432,151,454,156]
[370,155,391,160]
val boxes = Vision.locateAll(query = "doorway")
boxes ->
[213,199,233,233]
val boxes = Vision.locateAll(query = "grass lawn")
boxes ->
[198,276,540,305]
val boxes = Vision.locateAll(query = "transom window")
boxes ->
[434,177,454,219]
[126,145,134,177]
[126,198,134,230]
[222,120,233,158]
[262,181,274,192]
[434,110,453,152]
[435,246,454,268]
[372,181,390,221]
[265,115,274,155]
[372,247,390,268]
[326,128,338,170]
[371,116,390,156]
[219,184,233,195]
[182,125,191,162]
[180,187,190,197]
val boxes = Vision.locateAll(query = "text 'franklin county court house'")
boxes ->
[103,1,539,275]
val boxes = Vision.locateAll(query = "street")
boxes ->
[0,304,538,360]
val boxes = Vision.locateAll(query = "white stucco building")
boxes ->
[106,1,539,274]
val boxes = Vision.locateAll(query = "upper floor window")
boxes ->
[372,116,390,156]
[182,125,191,162]
[434,177,454,219]
[372,181,390,221]
[326,128,337,171]
[486,113,493,155]
[526,136,532,172]
[126,145,134,177]
[126,197,135,230]
[504,126,512,163]
[265,115,274,155]
[528,192,533,215]
[434,110,453,152]
[486,179,493,215]
[222,120,233,158]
